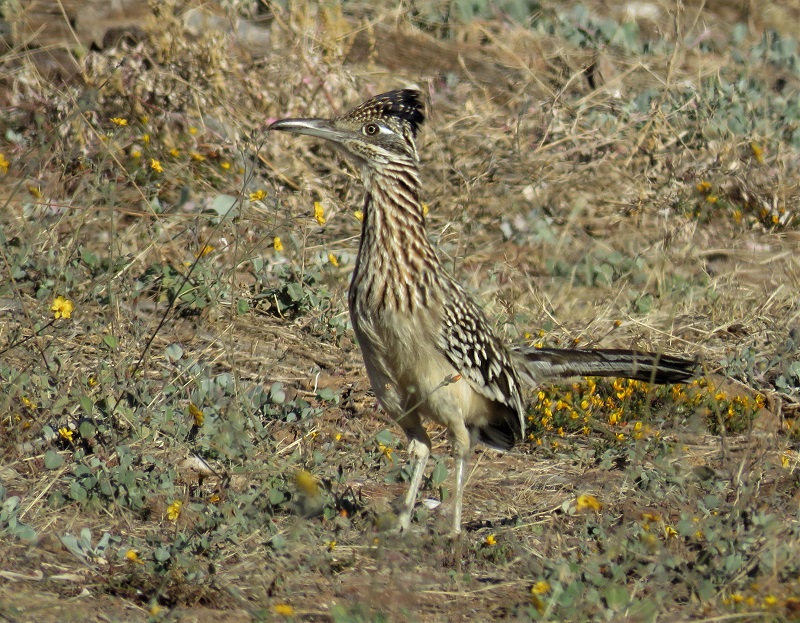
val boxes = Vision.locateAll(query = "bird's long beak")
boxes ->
[268,118,346,143]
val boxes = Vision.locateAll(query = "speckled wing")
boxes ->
[437,285,526,449]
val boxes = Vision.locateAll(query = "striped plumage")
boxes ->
[270,90,697,534]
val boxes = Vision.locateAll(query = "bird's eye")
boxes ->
[363,123,380,136]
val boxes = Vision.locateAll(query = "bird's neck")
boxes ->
[350,165,441,312]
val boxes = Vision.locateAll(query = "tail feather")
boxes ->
[512,347,698,385]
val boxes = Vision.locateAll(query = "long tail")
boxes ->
[512,347,698,385]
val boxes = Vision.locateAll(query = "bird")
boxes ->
[269,89,697,534]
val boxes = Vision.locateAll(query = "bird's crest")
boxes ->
[339,89,425,138]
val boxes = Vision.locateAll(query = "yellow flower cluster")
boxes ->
[528,373,765,445]
[530,377,652,441]
[722,590,780,610]
[694,173,791,228]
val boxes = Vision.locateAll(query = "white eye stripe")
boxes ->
[363,123,394,136]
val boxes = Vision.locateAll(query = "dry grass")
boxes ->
[1,0,800,621]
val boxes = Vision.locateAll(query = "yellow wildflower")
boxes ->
[166,500,182,521]
[126,549,144,564]
[189,126,198,135]
[28,185,42,198]
[250,189,267,202]
[273,237,284,252]
[485,534,497,546]
[327,540,337,551]
[209,493,220,504]
[150,159,163,173]
[169,148,180,157]
[531,580,551,595]
[314,201,326,226]
[142,133,150,144]
[190,152,206,161]
[220,161,231,170]
[51,295,74,319]
[576,494,602,512]
[294,470,320,497]
[353,210,364,221]
[273,604,294,616]
[328,253,339,267]
[750,142,765,164]
[763,595,778,607]
[378,443,394,461]
[422,202,429,216]
[696,180,712,193]
[0,153,8,173]
[131,149,141,158]
[110,117,128,126]
[189,403,204,427]
[196,244,214,258]
[58,427,73,442]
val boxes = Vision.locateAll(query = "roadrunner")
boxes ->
[270,90,697,533]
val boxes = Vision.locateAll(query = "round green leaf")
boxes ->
[44,451,64,470]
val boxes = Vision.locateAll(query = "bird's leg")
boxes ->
[398,421,431,532]
[452,453,466,534]
[450,422,473,535]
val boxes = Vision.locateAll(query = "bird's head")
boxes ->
[269,89,425,170]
